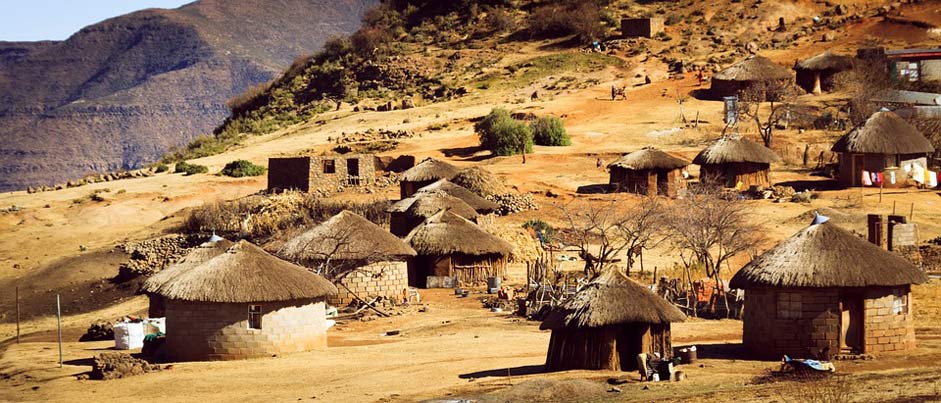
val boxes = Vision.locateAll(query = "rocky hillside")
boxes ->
[0,0,377,192]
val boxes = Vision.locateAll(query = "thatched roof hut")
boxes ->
[450,166,509,197]
[414,179,498,213]
[540,270,685,371]
[693,136,780,188]
[730,217,927,358]
[405,191,479,223]
[711,55,793,99]
[399,158,460,198]
[388,183,489,237]
[278,211,416,266]
[405,211,512,287]
[608,147,689,197]
[831,111,935,187]
[794,52,853,94]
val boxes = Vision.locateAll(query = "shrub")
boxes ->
[523,219,556,243]
[475,108,533,156]
[529,3,604,42]
[174,161,208,176]
[485,7,514,32]
[530,116,571,146]
[220,160,267,177]
[153,163,169,173]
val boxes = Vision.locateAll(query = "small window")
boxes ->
[248,305,262,329]
[322,159,335,174]
[892,291,908,315]
[777,292,802,320]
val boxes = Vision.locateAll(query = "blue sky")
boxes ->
[0,0,193,41]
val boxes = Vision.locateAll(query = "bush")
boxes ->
[530,116,571,146]
[523,219,556,243]
[153,163,169,173]
[475,108,533,156]
[174,161,208,176]
[529,3,604,42]
[485,7,514,32]
[220,160,267,177]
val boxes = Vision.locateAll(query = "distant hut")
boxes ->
[388,180,497,236]
[831,110,935,187]
[278,211,416,306]
[389,190,479,237]
[711,55,793,100]
[142,239,337,361]
[399,158,460,199]
[607,147,689,197]
[693,136,780,188]
[405,210,513,288]
[794,51,854,94]
[540,270,686,371]
[730,215,927,358]
[450,166,510,197]
[411,179,498,213]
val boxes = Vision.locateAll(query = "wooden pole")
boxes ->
[15,286,20,344]
[56,294,62,368]
[893,201,897,215]
[879,180,883,203]
[910,203,914,221]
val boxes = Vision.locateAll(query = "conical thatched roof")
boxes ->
[145,240,337,303]
[540,270,686,330]
[693,136,781,165]
[608,147,690,171]
[795,51,854,72]
[400,158,460,183]
[714,55,793,82]
[388,180,498,214]
[450,166,510,197]
[406,210,513,256]
[278,211,416,263]
[141,238,236,295]
[405,191,479,222]
[729,220,927,289]
[831,111,935,154]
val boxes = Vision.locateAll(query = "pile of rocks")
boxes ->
[486,193,539,215]
[79,320,114,342]
[26,168,159,194]
[118,235,196,278]
[91,353,163,380]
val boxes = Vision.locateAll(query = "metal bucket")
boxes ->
[486,276,501,293]
[680,349,697,364]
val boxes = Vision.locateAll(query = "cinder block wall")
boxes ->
[331,261,409,306]
[742,288,841,358]
[863,286,916,353]
[165,299,327,361]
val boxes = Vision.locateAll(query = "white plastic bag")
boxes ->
[114,321,145,350]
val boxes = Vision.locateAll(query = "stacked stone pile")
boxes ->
[119,235,195,278]
[486,193,538,215]
[91,353,163,380]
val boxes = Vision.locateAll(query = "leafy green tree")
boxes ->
[531,116,571,146]
[475,108,533,156]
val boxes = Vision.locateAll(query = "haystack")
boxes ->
[405,210,512,288]
[541,270,685,371]
[831,110,935,187]
[450,166,510,197]
[794,51,853,94]
[607,147,689,197]
[693,135,780,188]
[711,55,793,99]
[399,158,460,198]
[142,238,337,361]
[730,215,927,358]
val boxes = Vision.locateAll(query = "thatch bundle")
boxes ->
[450,166,510,197]
[541,270,685,330]
[730,219,927,289]
[400,158,460,183]
[693,135,780,165]
[405,191,478,222]
[608,147,689,171]
[144,239,337,303]
[714,55,792,82]
[831,111,935,155]
[278,211,416,263]
[406,210,513,256]
[795,51,854,72]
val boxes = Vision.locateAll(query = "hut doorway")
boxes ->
[346,158,360,186]
[840,296,864,353]
[616,325,646,371]
[656,171,669,196]
[851,154,864,187]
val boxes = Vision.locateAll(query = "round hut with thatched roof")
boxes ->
[693,135,780,188]
[794,51,854,94]
[450,166,510,197]
[142,237,233,318]
[831,110,935,188]
[711,55,793,100]
[278,211,416,306]
[541,270,686,371]
[399,158,460,199]
[730,215,927,358]
[607,147,689,197]
[405,210,513,288]
[142,239,337,361]
[387,179,497,237]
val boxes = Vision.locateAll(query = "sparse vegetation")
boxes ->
[220,160,267,178]
[475,108,533,156]
[530,116,571,146]
[153,163,169,173]
[174,161,209,176]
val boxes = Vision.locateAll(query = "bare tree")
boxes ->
[736,79,798,148]
[665,184,765,318]
[617,197,667,276]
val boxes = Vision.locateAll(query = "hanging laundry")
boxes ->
[871,172,878,184]
[929,171,938,188]
[890,171,897,185]
[876,172,884,184]
[862,170,872,186]
[912,164,926,184]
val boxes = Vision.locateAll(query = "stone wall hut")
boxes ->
[405,210,512,288]
[730,215,927,359]
[388,180,496,236]
[541,270,686,371]
[711,55,794,100]
[794,51,854,94]
[268,154,376,192]
[399,158,460,199]
[277,211,417,306]
[621,17,664,38]
[693,136,780,188]
[831,110,935,187]
[141,239,337,361]
[607,147,689,197]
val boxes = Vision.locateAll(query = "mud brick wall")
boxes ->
[742,287,841,359]
[165,299,327,361]
[331,261,409,306]
[863,286,916,353]
[308,154,376,190]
